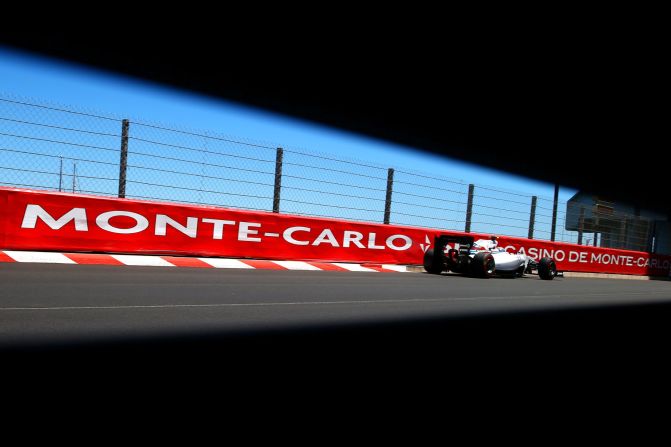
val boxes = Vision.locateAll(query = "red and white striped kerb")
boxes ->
[0,251,411,273]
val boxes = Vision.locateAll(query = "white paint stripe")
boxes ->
[381,264,409,273]
[3,291,670,312]
[198,258,254,269]
[271,261,322,271]
[3,251,76,264]
[331,263,377,272]
[111,254,175,267]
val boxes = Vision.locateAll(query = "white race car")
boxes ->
[423,234,558,280]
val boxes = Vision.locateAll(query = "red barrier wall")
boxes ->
[1,187,670,276]
[488,236,670,276]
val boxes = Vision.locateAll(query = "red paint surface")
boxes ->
[161,256,214,268]
[63,253,124,265]
[239,260,288,270]
[0,251,16,263]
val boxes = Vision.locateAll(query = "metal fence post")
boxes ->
[577,206,584,245]
[58,157,63,192]
[465,184,474,233]
[551,184,559,241]
[528,196,537,239]
[118,119,129,198]
[273,147,283,213]
[622,218,630,249]
[72,162,77,193]
[384,168,394,224]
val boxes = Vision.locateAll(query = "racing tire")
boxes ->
[423,248,443,274]
[538,257,557,280]
[470,252,495,278]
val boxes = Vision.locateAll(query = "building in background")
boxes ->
[565,192,670,254]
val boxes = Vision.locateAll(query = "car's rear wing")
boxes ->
[434,235,475,252]
[426,234,475,273]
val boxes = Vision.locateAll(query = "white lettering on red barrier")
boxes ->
[21,204,88,231]
[284,226,311,246]
[386,235,413,251]
[3,188,670,276]
[313,229,339,247]
[156,215,198,238]
[96,211,149,234]
[201,218,235,239]
[238,222,262,242]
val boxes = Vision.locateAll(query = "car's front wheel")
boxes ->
[538,257,557,280]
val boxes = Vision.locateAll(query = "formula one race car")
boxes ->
[423,234,558,280]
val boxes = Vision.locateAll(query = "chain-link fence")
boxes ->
[0,94,663,253]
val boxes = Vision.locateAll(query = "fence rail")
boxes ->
[0,95,662,253]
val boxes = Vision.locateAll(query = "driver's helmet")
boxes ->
[490,235,498,242]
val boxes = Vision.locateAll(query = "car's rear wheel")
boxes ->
[538,257,557,280]
[423,248,443,274]
[470,252,495,278]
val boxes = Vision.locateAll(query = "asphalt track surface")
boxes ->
[2,263,671,348]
